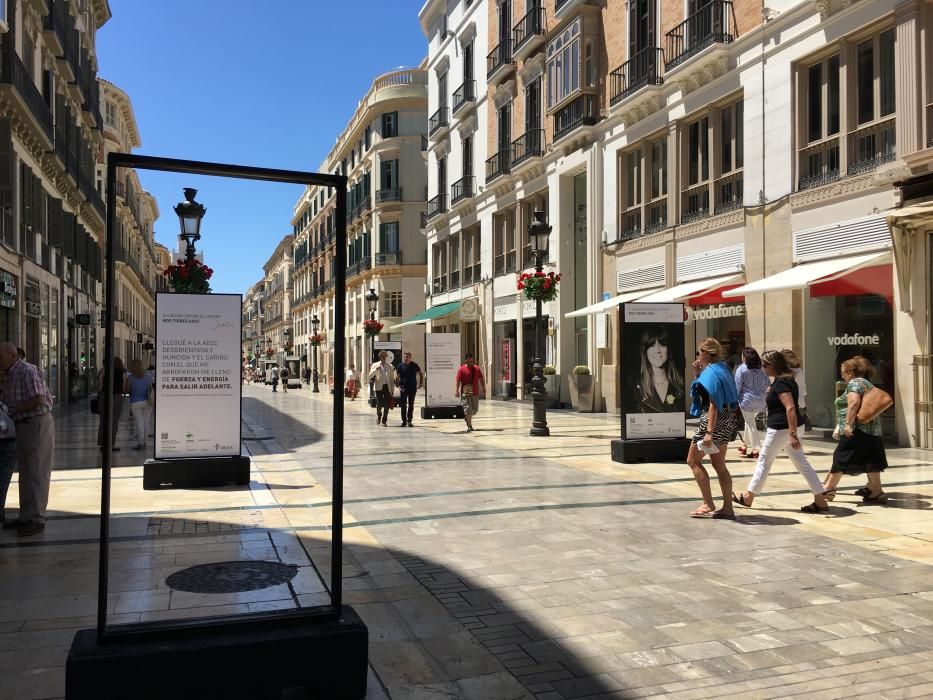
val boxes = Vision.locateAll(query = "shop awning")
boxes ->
[637,274,743,304]
[722,252,889,298]
[887,200,933,224]
[388,300,461,330]
[886,200,933,314]
[563,288,660,318]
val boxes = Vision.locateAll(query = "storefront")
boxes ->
[686,290,747,370]
[0,270,17,346]
[803,263,895,434]
[493,319,516,398]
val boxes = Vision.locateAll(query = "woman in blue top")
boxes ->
[125,358,154,451]
[734,348,769,459]
[687,337,739,518]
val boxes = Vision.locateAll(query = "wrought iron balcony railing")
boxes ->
[511,129,544,167]
[553,94,600,142]
[512,7,546,55]
[451,176,475,205]
[426,194,448,220]
[452,80,475,114]
[429,106,449,136]
[375,187,402,204]
[665,0,735,71]
[486,150,511,182]
[487,39,514,79]
[610,47,664,106]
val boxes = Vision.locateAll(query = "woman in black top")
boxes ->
[732,350,829,513]
[97,357,125,451]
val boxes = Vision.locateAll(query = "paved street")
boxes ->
[2,385,933,699]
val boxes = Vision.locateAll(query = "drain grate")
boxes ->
[166,560,299,594]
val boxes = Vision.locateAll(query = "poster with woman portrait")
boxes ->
[620,303,686,440]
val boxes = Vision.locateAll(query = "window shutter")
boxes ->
[63,211,75,258]
[0,119,13,208]
[48,197,63,248]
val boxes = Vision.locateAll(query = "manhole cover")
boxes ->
[166,561,298,594]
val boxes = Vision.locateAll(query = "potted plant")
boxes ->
[363,319,383,337]
[543,364,561,408]
[309,333,323,347]
[517,270,561,302]
[163,258,213,294]
[568,365,594,412]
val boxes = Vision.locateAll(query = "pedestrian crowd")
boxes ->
[687,336,889,520]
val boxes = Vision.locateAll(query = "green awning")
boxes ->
[389,301,461,330]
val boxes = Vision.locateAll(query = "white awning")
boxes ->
[637,274,743,304]
[722,252,889,298]
[563,288,660,318]
[887,201,933,224]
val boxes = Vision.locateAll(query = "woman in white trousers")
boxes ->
[732,350,830,513]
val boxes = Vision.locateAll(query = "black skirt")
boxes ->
[831,430,887,475]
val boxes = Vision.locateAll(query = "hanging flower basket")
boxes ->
[265,348,274,357]
[518,270,561,303]
[363,319,383,337]
[309,334,324,347]
[163,258,213,294]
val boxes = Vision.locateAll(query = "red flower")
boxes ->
[517,283,525,290]
[543,280,551,289]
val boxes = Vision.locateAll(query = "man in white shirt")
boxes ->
[368,351,393,426]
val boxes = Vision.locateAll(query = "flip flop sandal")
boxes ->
[862,492,888,503]
[711,511,737,519]
[854,486,871,497]
[732,492,752,508]
[800,502,830,513]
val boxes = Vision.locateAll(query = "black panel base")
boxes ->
[421,405,465,420]
[143,455,250,490]
[65,607,368,700]
[611,438,692,464]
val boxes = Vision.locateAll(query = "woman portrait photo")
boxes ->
[625,325,685,413]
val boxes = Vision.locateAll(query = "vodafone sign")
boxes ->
[685,304,745,323]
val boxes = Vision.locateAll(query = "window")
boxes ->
[380,159,398,190]
[438,71,448,110]
[462,135,473,178]
[547,20,580,109]
[364,125,371,150]
[462,227,481,285]
[382,291,402,318]
[381,111,398,138]
[432,243,448,293]
[378,222,399,252]
[448,234,460,289]
[618,134,668,239]
[494,210,516,275]
[716,100,743,213]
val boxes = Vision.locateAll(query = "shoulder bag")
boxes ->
[856,381,893,423]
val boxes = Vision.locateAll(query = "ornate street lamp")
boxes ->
[173,188,206,263]
[528,211,551,437]
[311,314,320,393]
[366,287,379,405]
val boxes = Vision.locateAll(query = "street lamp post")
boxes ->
[311,315,320,393]
[173,188,206,263]
[366,287,379,406]
[528,211,551,437]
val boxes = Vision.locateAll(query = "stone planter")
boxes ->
[568,374,594,412]
[544,374,561,408]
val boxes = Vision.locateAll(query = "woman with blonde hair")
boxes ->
[125,358,154,451]
[732,350,829,513]
[686,337,739,518]
[823,356,887,502]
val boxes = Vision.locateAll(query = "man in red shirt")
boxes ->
[454,353,485,433]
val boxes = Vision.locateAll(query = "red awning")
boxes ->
[688,283,745,306]
[808,263,893,305]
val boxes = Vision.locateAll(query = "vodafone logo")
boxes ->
[685,304,745,322]
[827,333,880,346]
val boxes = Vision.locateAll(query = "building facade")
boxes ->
[100,79,160,367]
[0,0,111,402]
[416,0,933,447]
[262,234,293,369]
[242,279,264,365]
[290,66,429,387]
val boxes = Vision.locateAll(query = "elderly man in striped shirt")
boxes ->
[0,342,54,537]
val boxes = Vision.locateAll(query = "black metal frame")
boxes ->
[99,153,347,641]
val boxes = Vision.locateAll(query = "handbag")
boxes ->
[856,384,893,423]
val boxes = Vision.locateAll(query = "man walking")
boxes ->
[395,352,423,427]
[455,353,485,433]
[280,365,289,393]
[0,342,54,536]
[368,350,393,426]
[271,365,279,392]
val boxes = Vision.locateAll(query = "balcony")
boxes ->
[797,138,840,191]
[347,256,372,279]
[376,187,402,204]
[452,80,475,115]
[553,94,600,142]
[645,199,668,235]
[487,39,514,83]
[610,47,664,107]
[512,7,546,61]
[1,51,54,145]
[846,118,896,177]
[620,208,642,242]
[511,129,544,168]
[486,150,511,182]
[714,171,743,214]
[426,193,448,221]
[375,251,402,267]
[451,176,475,205]
[420,211,429,228]
[42,0,67,54]
[429,106,449,137]
[665,0,735,72]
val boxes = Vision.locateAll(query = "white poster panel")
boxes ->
[155,293,241,459]
[620,302,686,440]
[425,333,460,408]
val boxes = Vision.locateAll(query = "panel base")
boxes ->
[421,405,465,420]
[143,455,251,490]
[66,607,368,700]
[611,438,692,464]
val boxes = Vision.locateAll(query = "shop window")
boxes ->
[448,234,460,289]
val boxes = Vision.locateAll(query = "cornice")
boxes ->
[674,208,745,240]
[788,173,880,209]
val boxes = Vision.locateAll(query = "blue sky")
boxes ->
[97,0,426,294]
